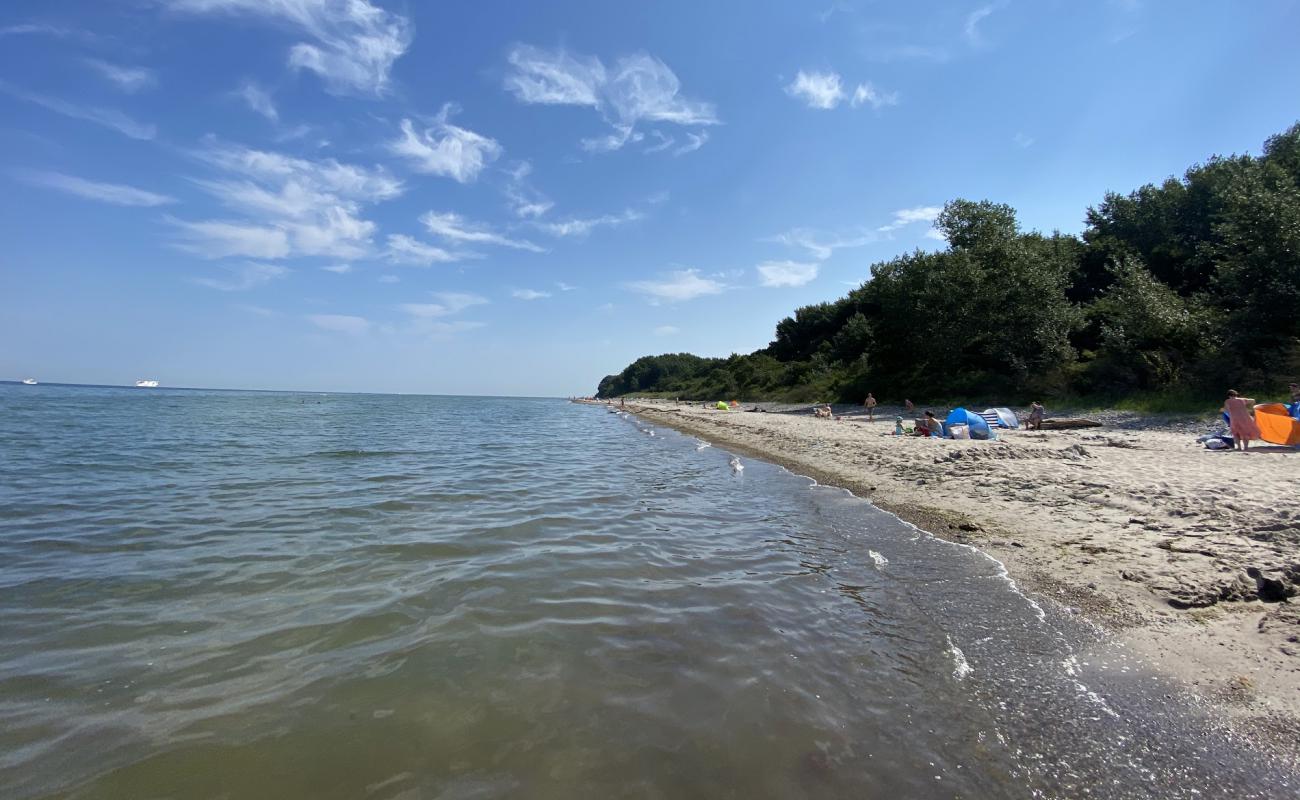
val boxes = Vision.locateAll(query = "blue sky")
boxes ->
[2,1,1298,396]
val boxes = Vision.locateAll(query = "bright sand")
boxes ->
[618,399,1300,757]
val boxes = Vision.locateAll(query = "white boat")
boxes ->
[21,378,38,385]
[135,379,160,388]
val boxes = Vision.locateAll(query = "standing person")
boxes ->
[1222,390,1260,451]
[864,392,878,421]
[1026,402,1045,431]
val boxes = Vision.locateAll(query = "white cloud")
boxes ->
[237,81,278,121]
[0,23,91,39]
[626,268,725,303]
[536,209,643,238]
[758,260,819,288]
[20,170,174,206]
[308,313,370,334]
[170,217,291,259]
[512,288,551,300]
[643,130,674,154]
[965,4,1001,46]
[504,44,605,106]
[183,142,401,259]
[770,227,876,260]
[503,161,553,218]
[556,281,578,291]
[84,59,156,93]
[194,261,289,291]
[653,325,679,336]
[378,274,399,283]
[785,70,845,110]
[673,131,709,156]
[878,205,942,232]
[1013,132,1035,148]
[385,234,458,266]
[421,211,544,252]
[925,229,947,241]
[322,263,352,274]
[850,82,899,110]
[0,79,156,140]
[399,291,488,319]
[166,0,411,95]
[503,44,718,153]
[390,107,501,183]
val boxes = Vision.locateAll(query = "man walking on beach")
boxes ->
[864,393,877,421]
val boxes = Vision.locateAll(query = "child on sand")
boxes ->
[1222,390,1260,451]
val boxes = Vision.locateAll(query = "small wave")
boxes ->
[695,441,711,451]
[946,635,972,680]
[308,449,416,459]
[869,550,888,569]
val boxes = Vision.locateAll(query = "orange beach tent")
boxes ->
[1254,404,1300,446]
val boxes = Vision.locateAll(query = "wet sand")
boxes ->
[606,399,1300,765]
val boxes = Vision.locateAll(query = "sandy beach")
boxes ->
[610,398,1300,760]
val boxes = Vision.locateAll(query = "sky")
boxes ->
[2,1,1298,396]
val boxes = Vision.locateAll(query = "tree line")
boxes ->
[596,123,1300,405]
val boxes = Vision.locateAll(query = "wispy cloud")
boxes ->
[965,4,1002,47]
[390,105,501,183]
[769,227,877,260]
[170,217,291,259]
[421,211,543,252]
[308,313,370,334]
[237,80,278,121]
[536,209,643,238]
[786,71,897,112]
[384,234,458,266]
[398,292,489,330]
[19,170,174,206]
[626,268,725,303]
[165,0,411,96]
[322,263,352,274]
[84,59,156,93]
[504,44,718,153]
[503,161,553,218]
[181,141,401,260]
[653,325,679,336]
[0,80,156,140]
[378,274,399,283]
[1013,131,1035,148]
[673,131,709,156]
[0,23,95,40]
[757,260,819,288]
[785,70,845,110]
[194,261,289,291]
[865,44,951,63]
[512,288,551,300]
[850,82,899,110]
[556,281,578,292]
[877,205,942,232]
[234,303,275,316]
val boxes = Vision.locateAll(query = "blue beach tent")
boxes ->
[945,407,994,440]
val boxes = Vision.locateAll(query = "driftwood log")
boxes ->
[1039,418,1103,430]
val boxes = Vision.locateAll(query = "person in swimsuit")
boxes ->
[864,393,878,421]
[1222,390,1260,451]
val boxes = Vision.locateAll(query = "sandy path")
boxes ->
[606,399,1300,758]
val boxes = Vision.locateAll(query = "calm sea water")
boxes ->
[0,385,1291,799]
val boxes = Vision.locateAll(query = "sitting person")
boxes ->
[814,404,833,419]
[917,410,943,437]
[1026,402,1045,430]
[893,416,906,436]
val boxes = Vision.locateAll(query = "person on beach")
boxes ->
[919,410,943,437]
[904,399,915,414]
[1026,402,1045,430]
[893,416,906,436]
[814,403,833,419]
[1222,390,1260,451]
[1290,382,1300,404]
[864,393,877,421]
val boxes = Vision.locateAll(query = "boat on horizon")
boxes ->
[21,378,38,385]
[134,379,160,388]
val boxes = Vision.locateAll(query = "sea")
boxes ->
[0,384,1292,799]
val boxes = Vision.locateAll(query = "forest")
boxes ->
[596,123,1300,407]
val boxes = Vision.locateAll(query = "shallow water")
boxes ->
[0,387,1290,798]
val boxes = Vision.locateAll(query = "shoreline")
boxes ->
[598,398,1300,766]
